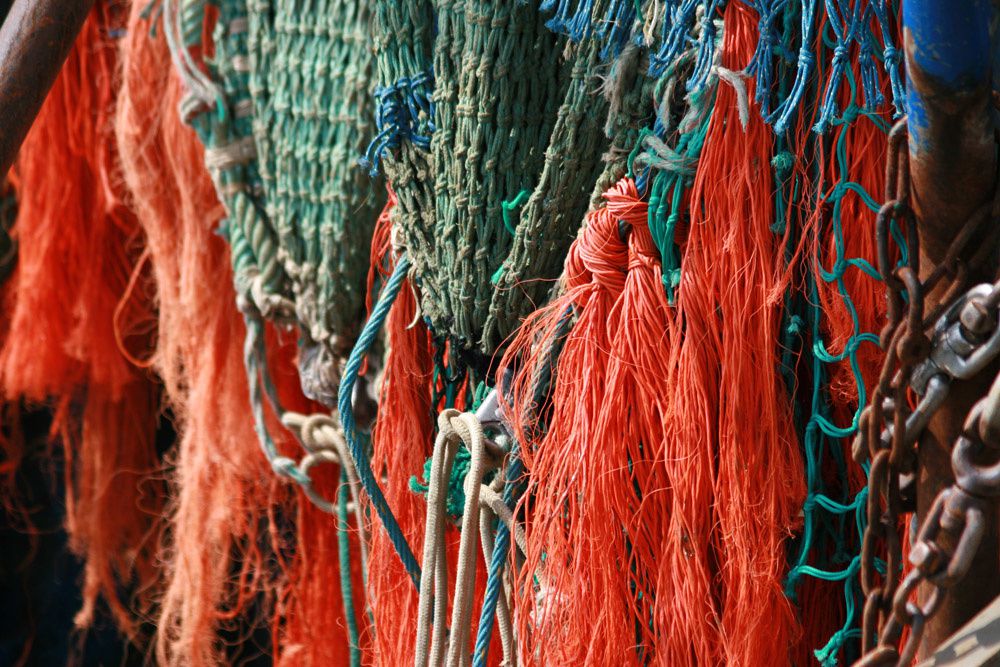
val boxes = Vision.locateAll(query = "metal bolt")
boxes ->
[959,299,995,337]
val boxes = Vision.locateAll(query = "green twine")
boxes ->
[492,190,533,285]
[783,63,893,665]
[501,190,532,237]
[411,380,495,519]
[337,467,362,667]
[410,448,473,520]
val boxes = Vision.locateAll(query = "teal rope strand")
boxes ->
[337,467,362,667]
[337,255,421,587]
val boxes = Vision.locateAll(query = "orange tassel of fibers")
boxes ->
[117,7,352,664]
[500,178,665,665]
[687,5,805,664]
[501,6,808,664]
[0,3,163,638]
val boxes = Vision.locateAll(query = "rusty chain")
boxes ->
[853,118,1000,666]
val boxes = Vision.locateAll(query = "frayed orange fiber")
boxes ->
[0,3,163,638]
[366,194,434,665]
[501,178,675,665]
[364,193,502,666]
[688,7,805,663]
[116,7,348,665]
[500,5,806,665]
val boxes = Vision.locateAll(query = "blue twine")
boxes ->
[869,0,905,118]
[360,72,436,178]
[744,0,791,115]
[596,0,640,59]
[541,0,580,36]
[813,0,861,133]
[338,255,422,587]
[472,444,526,667]
[769,0,818,134]
[649,1,700,78]
[687,0,723,91]
[856,4,885,110]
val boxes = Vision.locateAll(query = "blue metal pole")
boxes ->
[902,0,999,658]
[903,0,994,253]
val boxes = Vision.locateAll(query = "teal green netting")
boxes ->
[246,0,384,405]
[782,50,896,667]
[170,0,382,407]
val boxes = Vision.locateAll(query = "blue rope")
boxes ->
[338,255,422,587]
[596,0,640,59]
[650,1,699,78]
[856,4,884,111]
[869,0,905,118]
[769,0,818,134]
[472,445,525,667]
[687,0,723,91]
[744,0,790,115]
[813,0,861,133]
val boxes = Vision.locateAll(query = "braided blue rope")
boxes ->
[650,1,699,77]
[687,0,723,91]
[856,4,884,111]
[744,0,790,115]
[338,255,422,587]
[472,445,525,667]
[596,0,640,59]
[869,0,905,118]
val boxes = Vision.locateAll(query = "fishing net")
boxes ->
[0,0,921,665]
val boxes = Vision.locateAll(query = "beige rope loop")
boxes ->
[446,414,488,667]
[478,484,527,557]
[415,410,464,667]
[298,449,342,514]
[415,409,509,667]
[281,411,371,588]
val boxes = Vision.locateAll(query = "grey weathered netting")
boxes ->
[424,1,568,357]
[367,1,660,362]
[246,0,383,404]
[481,33,655,353]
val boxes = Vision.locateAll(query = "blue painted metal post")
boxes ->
[904,0,994,255]
[903,0,1000,658]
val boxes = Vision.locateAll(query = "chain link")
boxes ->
[853,118,1000,666]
